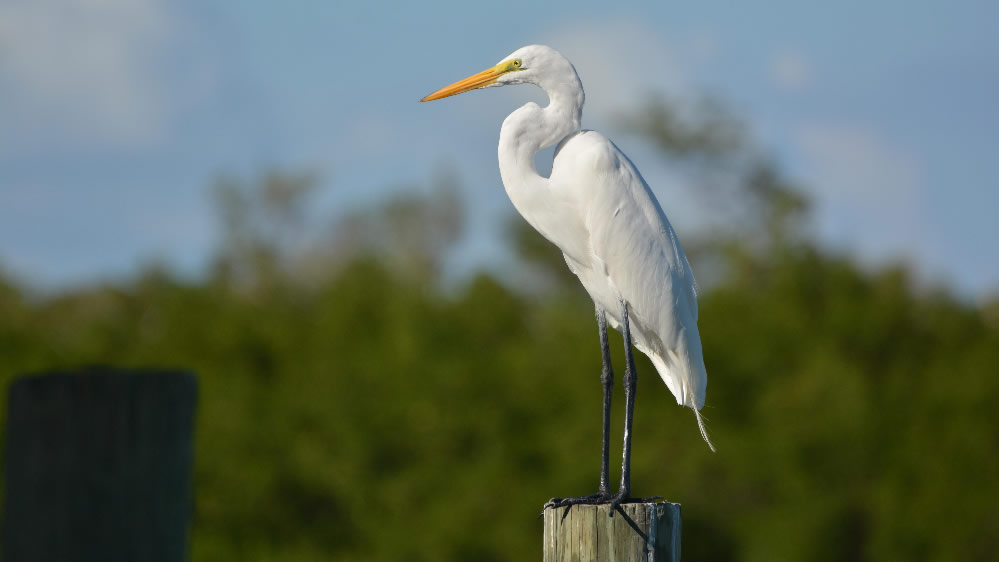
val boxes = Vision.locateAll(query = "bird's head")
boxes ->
[420,45,577,102]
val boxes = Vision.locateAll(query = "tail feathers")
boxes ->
[694,407,717,452]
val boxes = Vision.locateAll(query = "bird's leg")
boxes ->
[609,299,637,512]
[542,305,616,515]
[596,305,614,496]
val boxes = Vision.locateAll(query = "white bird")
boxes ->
[421,45,714,512]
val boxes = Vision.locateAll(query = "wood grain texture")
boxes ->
[543,502,681,561]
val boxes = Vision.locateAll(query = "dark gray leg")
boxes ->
[610,299,637,510]
[543,299,659,519]
[541,305,616,515]
[596,305,614,495]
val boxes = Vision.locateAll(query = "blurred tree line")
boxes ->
[1,94,998,561]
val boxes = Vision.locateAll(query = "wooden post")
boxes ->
[543,501,682,561]
[2,368,198,562]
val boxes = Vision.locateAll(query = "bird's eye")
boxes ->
[513,59,522,68]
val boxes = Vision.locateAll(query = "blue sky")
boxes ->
[1,0,997,297]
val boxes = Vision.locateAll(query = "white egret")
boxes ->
[421,45,715,512]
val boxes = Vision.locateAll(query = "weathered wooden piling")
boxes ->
[542,501,681,561]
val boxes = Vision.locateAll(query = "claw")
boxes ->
[541,492,666,519]
[540,492,613,519]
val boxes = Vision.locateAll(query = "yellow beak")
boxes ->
[420,65,508,102]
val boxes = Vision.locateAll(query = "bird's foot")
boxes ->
[541,492,666,519]
[541,492,613,520]
[607,489,631,515]
[544,492,613,510]
[606,491,668,517]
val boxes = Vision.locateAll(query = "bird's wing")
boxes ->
[554,131,706,409]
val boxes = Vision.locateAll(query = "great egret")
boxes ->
[421,45,714,512]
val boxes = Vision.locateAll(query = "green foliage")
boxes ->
[2,101,998,561]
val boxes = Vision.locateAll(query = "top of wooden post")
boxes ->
[542,501,681,562]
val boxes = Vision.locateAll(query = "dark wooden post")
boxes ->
[542,501,681,561]
[2,368,198,562]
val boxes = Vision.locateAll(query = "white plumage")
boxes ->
[422,44,714,472]
[551,130,707,410]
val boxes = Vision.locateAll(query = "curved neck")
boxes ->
[497,76,583,233]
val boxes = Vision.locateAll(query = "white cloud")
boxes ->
[796,123,927,258]
[0,0,175,151]
[543,19,702,127]
[770,50,812,91]
[798,123,920,204]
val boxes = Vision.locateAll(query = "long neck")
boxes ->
[497,79,583,234]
